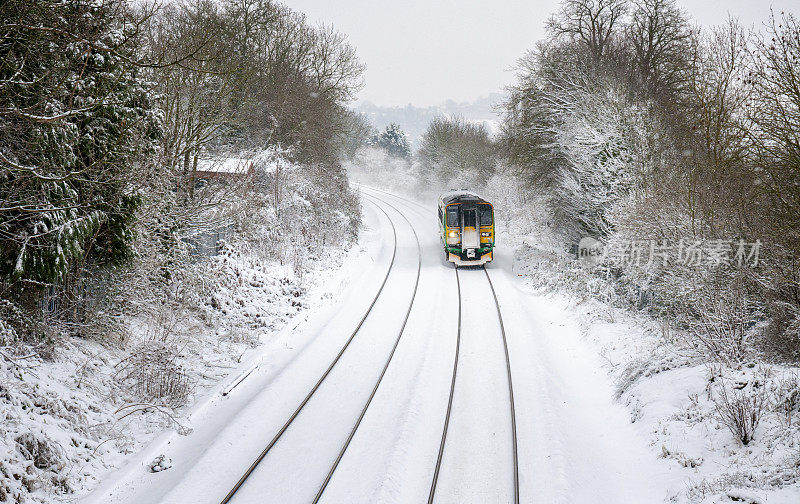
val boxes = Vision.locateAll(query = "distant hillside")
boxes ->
[355,93,503,149]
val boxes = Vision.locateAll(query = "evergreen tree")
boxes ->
[0,0,161,286]
[370,123,411,160]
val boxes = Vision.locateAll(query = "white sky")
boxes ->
[284,0,798,107]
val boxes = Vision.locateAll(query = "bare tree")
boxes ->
[747,11,800,253]
[625,0,694,99]
[681,19,754,236]
[143,0,237,199]
[547,0,629,63]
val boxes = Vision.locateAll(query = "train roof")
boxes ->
[438,190,491,207]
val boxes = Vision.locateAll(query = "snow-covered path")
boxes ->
[82,187,679,504]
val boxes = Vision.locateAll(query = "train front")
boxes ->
[441,193,494,266]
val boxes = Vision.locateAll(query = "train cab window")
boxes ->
[446,207,459,227]
[479,205,493,226]
[463,208,476,227]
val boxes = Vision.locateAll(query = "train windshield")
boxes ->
[446,207,459,227]
[479,205,493,226]
[463,208,477,227]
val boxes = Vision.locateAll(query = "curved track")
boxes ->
[310,193,422,503]
[362,186,519,504]
[87,185,679,504]
[219,195,420,504]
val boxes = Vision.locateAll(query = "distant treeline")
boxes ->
[356,95,502,148]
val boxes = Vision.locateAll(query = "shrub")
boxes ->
[681,273,763,365]
[14,432,62,471]
[114,341,192,407]
[712,373,769,445]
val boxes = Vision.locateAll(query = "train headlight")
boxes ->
[481,232,491,237]
[448,231,458,237]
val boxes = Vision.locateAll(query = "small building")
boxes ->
[194,157,255,186]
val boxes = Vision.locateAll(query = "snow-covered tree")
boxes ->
[370,123,411,160]
[0,0,161,286]
[418,115,498,186]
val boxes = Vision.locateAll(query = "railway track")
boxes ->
[425,264,520,504]
[359,184,435,219]
[310,193,422,502]
[361,186,519,504]
[220,187,517,504]
[219,194,421,504]
[482,265,520,504]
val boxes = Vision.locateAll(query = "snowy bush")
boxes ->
[0,373,90,501]
[685,278,763,365]
[14,432,64,473]
[113,341,192,408]
[712,370,769,446]
[774,372,800,428]
[0,299,36,346]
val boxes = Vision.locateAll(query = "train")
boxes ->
[438,190,494,266]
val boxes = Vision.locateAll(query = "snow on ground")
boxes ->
[196,157,253,175]
[5,178,797,504]
[512,245,800,504]
[433,269,515,503]
[87,187,687,504]
[81,189,413,504]
[353,182,800,503]
[369,189,680,503]
[0,218,367,503]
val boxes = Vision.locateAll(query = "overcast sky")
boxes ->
[284,0,797,107]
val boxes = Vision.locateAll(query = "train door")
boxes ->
[462,207,479,256]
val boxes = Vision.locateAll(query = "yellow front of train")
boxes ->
[443,200,494,266]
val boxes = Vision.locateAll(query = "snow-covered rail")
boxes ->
[427,264,462,503]
[482,265,520,504]
[361,187,520,504]
[218,196,406,504]
[309,193,423,502]
[426,265,520,504]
